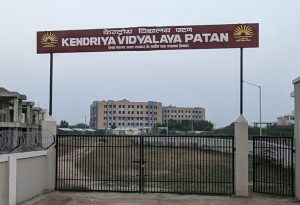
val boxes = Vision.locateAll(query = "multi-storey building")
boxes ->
[277,111,294,126]
[162,105,205,124]
[0,87,47,132]
[90,99,162,129]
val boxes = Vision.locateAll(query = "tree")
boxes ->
[193,120,214,131]
[71,123,88,129]
[59,120,69,128]
[164,120,214,132]
[111,123,117,129]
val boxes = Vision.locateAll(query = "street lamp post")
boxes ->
[243,80,262,136]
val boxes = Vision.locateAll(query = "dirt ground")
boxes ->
[20,191,299,205]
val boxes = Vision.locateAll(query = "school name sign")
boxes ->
[37,23,259,53]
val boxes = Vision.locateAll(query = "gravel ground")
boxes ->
[20,191,300,205]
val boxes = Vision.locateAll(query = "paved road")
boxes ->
[21,191,299,205]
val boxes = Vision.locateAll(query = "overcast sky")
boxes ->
[1,0,299,127]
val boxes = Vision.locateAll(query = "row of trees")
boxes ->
[214,123,294,137]
[58,119,294,137]
[160,120,214,132]
[58,120,88,129]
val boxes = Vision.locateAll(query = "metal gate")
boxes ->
[56,135,234,195]
[253,136,294,196]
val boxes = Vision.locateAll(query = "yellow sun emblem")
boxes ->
[40,32,58,48]
[233,25,254,42]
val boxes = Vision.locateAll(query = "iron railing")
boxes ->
[56,135,234,195]
[253,136,294,196]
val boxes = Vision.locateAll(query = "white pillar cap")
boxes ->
[293,76,300,84]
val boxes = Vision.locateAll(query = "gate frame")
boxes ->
[252,136,294,196]
[55,134,235,195]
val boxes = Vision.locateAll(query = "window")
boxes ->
[141,105,143,108]
[119,111,121,114]
[137,111,139,114]
[141,111,143,114]
[146,105,148,109]
[123,111,125,114]
[137,105,139,108]
[132,111,134,114]
[104,105,107,108]
[128,111,130,114]
[104,111,107,114]
[109,105,112,108]
[113,111,116,114]
[146,111,148,114]
[113,105,116,108]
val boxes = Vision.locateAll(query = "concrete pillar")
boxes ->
[26,104,31,124]
[42,116,57,191]
[293,76,300,199]
[8,155,16,205]
[234,115,248,196]
[13,99,18,123]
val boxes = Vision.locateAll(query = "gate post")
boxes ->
[234,115,248,196]
[293,76,300,199]
[42,116,57,191]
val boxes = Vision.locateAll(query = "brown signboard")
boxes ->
[37,23,259,54]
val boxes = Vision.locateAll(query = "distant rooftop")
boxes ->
[58,128,74,132]
[58,127,96,132]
